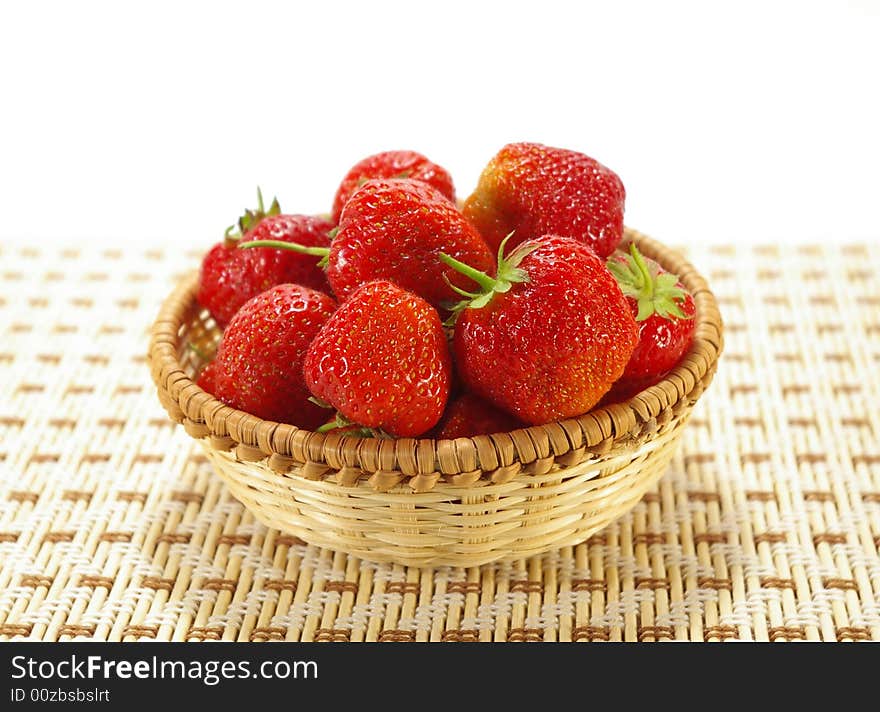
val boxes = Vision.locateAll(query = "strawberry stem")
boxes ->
[438,253,497,292]
[629,243,654,299]
[316,411,380,438]
[316,421,342,433]
[238,239,330,258]
[439,233,539,319]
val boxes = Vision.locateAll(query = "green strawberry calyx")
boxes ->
[223,187,282,246]
[309,398,388,438]
[315,413,376,438]
[606,243,692,322]
[439,233,539,321]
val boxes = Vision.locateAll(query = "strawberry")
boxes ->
[604,243,696,400]
[206,284,336,428]
[303,280,451,437]
[441,235,638,425]
[462,142,625,257]
[197,189,333,327]
[331,150,455,223]
[432,392,523,439]
[240,178,495,311]
[195,359,219,394]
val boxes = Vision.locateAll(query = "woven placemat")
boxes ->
[0,241,878,642]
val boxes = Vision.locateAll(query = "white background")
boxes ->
[0,1,878,248]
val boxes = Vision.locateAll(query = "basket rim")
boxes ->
[148,227,723,477]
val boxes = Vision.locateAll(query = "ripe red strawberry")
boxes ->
[604,244,696,400]
[462,142,625,257]
[206,284,336,428]
[241,179,495,311]
[197,190,333,327]
[442,235,638,425]
[303,280,452,437]
[432,393,523,439]
[331,150,456,223]
[195,359,219,394]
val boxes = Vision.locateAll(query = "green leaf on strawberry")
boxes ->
[223,187,281,246]
[439,233,539,321]
[605,243,697,397]
[606,243,693,322]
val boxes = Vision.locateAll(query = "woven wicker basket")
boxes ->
[148,228,722,567]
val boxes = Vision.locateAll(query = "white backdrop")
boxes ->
[1,1,878,248]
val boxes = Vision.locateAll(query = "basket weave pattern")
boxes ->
[148,229,722,566]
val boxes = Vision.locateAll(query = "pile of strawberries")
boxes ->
[194,143,696,439]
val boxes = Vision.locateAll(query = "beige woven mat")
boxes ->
[0,241,878,642]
